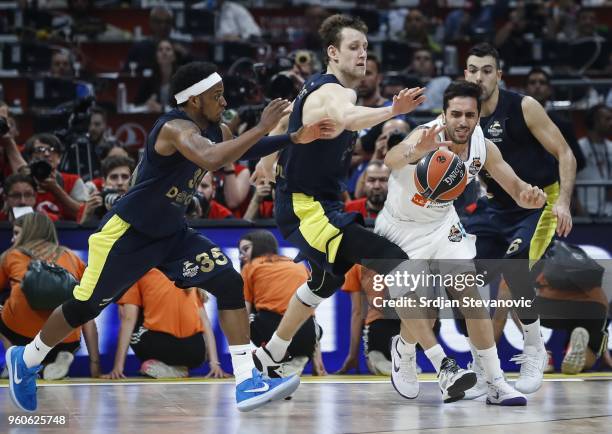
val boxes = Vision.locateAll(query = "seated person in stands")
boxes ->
[24,134,89,221]
[79,156,135,224]
[339,264,402,375]
[345,161,390,219]
[239,230,325,376]
[186,172,233,220]
[0,212,99,379]
[104,268,228,379]
[134,39,179,113]
[0,174,37,222]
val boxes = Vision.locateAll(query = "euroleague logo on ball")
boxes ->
[436,155,447,164]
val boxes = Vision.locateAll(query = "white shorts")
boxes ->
[375,207,476,260]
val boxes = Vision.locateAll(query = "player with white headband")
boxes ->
[6,61,336,414]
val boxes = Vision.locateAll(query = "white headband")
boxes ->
[174,72,222,104]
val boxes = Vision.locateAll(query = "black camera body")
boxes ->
[29,159,53,182]
[100,188,122,209]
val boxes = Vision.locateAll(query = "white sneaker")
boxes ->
[42,351,74,380]
[283,356,309,377]
[438,357,477,403]
[390,336,419,399]
[463,360,488,400]
[511,345,547,394]
[253,345,287,378]
[562,327,589,374]
[140,359,188,378]
[486,377,527,406]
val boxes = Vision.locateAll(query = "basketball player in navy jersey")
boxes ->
[7,61,337,413]
[249,14,428,383]
[463,43,577,395]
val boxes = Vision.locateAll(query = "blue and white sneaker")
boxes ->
[236,368,300,412]
[6,346,42,412]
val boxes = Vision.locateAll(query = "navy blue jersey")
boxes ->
[112,109,221,237]
[276,73,358,200]
[479,89,558,209]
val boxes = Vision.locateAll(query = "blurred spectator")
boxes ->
[444,2,497,43]
[398,10,443,54]
[0,212,99,380]
[566,7,610,74]
[78,155,134,224]
[239,230,325,376]
[403,48,451,112]
[0,103,27,182]
[105,269,227,379]
[135,39,178,113]
[0,174,37,222]
[215,0,262,41]
[576,104,612,216]
[24,133,89,221]
[545,0,580,42]
[357,54,388,108]
[123,6,188,74]
[49,49,74,78]
[244,179,274,220]
[494,5,541,67]
[187,172,233,220]
[338,265,401,375]
[215,162,252,217]
[345,161,389,219]
[60,106,114,180]
[525,68,585,172]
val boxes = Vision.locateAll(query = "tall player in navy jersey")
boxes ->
[6,61,337,413]
[463,43,577,395]
[250,14,428,383]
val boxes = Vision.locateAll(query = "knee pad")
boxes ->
[206,269,246,310]
[296,272,344,307]
[62,298,103,328]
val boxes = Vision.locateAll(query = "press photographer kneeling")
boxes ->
[78,156,135,224]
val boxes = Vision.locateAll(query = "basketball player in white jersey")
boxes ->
[378,81,546,405]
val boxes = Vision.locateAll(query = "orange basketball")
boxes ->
[414,149,468,203]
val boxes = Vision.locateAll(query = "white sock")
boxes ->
[229,344,255,384]
[476,345,504,382]
[398,335,416,354]
[266,332,291,362]
[23,334,52,368]
[522,318,544,347]
[424,344,446,374]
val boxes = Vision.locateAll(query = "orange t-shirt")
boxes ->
[117,268,204,338]
[0,249,85,342]
[242,255,309,315]
[342,264,385,325]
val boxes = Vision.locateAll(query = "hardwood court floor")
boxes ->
[1,374,611,434]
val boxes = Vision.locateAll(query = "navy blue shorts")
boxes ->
[275,191,363,275]
[72,212,234,306]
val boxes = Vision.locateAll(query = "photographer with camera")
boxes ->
[345,161,390,220]
[186,171,233,220]
[24,134,89,222]
[0,174,38,222]
[78,155,135,225]
[244,178,275,220]
[353,119,409,200]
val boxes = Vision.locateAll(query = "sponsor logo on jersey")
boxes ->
[182,261,199,278]
[488,121,503,138]
[468,157,482,175]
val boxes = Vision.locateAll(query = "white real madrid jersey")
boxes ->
[383,117,487,223]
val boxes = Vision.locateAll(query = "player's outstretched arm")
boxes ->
[484,139,547,209]
[523,96,575,236]
[384,125,452,170]
[306,84,426,133]
[160,99,290,171]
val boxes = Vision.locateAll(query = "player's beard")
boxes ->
[368,192,386,208]
[448,127,473,146]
